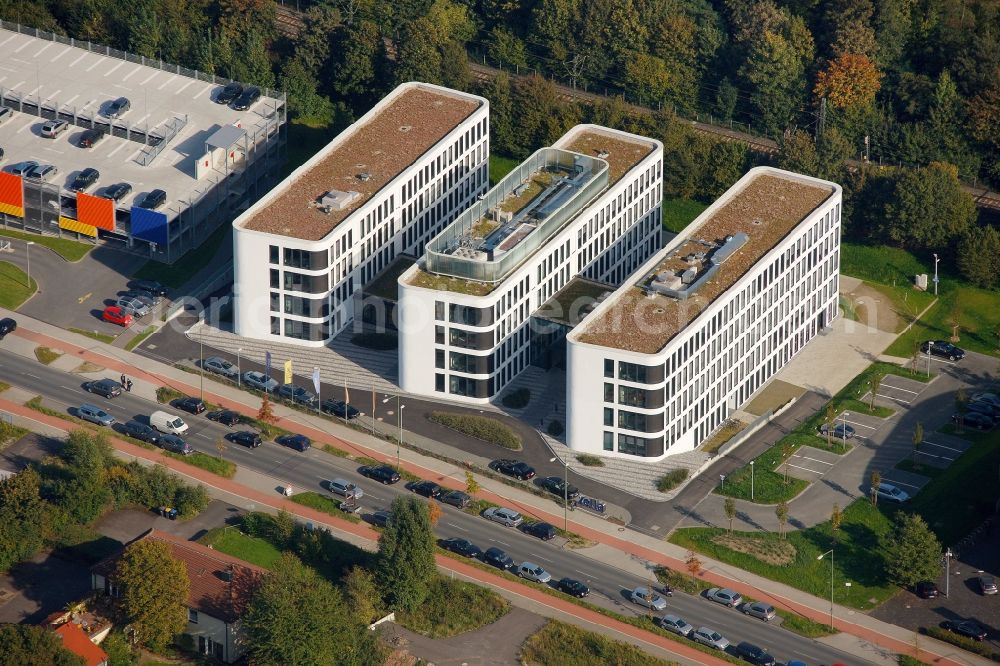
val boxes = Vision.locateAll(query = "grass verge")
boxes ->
[133,224,229,289]
[125,326,157,351]
[656,469,688,493]
[0,381,8,392]
[0,261,36,309]
[521,620,676,666]
[68,327,116,344]
[662,197,709,233]
[925,626,1000,661]
[576,454,605,467]
[26,394,87,426]
[893,458,944,479]
[0,421,29,449]
[428,411,522,450]
[290,491,361,523]
[34,346,61,365]
[155,386,186,404]
[198,527,283,569]
[0,228,92,262]
[396,575,510,638]
[164,452,236,478]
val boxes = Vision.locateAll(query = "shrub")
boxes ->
[576,454,605,467]
[500,388,531,409]
[925,627,1000,660]
[547,420,564,436]
[155,386,185,404]
[428,412,521,450]
[654,566,710,595]
[657,469,689,492]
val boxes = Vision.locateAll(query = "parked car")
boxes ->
[203,356,238,378]
[482,546,513,570]
[159,434,192,455]
[970,392,1000,409]
[116,296,150,318]
[483,507,523,527]
[122,420,159,444]
[40,120,68,138]
[517,562,551,584]
[275,433,311,451]
[979,575,998,595]
[78,129,105,148]
[966,400,1000,419]
[137,188,167,209]
[101,182,132,202]
[818,422,856,440]
[82,378,122,398]
[242,371,278,393]
[557,578,589,598]
[102,306,133,327]
[914,581,939,599]
[207,409,241,426]
[277,383,317,406]
[120,290,159,307]
[327,478,363,499]
[369,510,391,528]
[106,97,131,118]
[131,279,168,296]
[26,164,58,181]
[215,82,244,105]
[941,620,987,641]
[631,586,668,611]
[523,522,557,541]
[655,614,693,637]
[539,476,580,500]
[706,587,744,608]
[490,459,536,480]
[953,411,994,431]
[69,167,100,192]
[0,107,13,124]
[232,86,261,110]
[440,537,481,558]
[691,627,730,651]
[174,397,206,415]
[440,490,472,508]
[921,340,965,361]
[320,399,360,419]
[9,160,38,176]
[150,410,188,435]
[411,480,442,498]
[735,641,775,666]
[77,403,115,426]
[741,601,776,622]
[872,481,910,504]
[359,465,400,484]
[0,317,15,339]
[225,430,261,448]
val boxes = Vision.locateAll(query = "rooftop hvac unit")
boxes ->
[319,190,361,212]
[357,172,373,182]
[681,268,698,285]
[596,150,610,159]
[498,210,513,224]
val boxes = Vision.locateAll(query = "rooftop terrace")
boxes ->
[574,172,834,354]
[240,85,480,241]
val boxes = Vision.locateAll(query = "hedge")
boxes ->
[428,412,522,450]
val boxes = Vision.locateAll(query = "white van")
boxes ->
[149,410,189,435]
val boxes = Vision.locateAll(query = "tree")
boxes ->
[870,470,881,505]
[781,443,793,483]
[464,471,480,495]
[280,58,335,126]
[343,566,383,626]
[701,141,748,199]
[685,550,703,576]
[332,20,386,103]
[0,624,84,666]
[814,54,882,110]
[101,630,139,666]
[0,467,47,572]
[946,295,962,342]
[775,501,789,538]
[376,496,437,612]
[244,554,384,666]
[258,393,277,424]
[740,14,815,136]
[875,163,976,251]
[426,498,442,526]
[215,435,228,461]
[869,373,882,410]
[831,503,842,535]
[394,18,443,85]
[825,402,836,447]
[116,539,189,652]
[487,26,529,70]
[911,421,923,463]
[957,225,1000,289]
[883,512,942,587]
[724,497,737,534]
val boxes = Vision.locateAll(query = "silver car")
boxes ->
[655,614,693,637]
[741,601,776,621]
[77,403,115,426]
[517,562,551,584]
[203,356,238,378]
[692,627,730,650]
[706,587,743,608]
[242,371,278,392]
[327,478,364,500]
[483,507,523,527]
[979,575,998,595]
[631,586,668,611]
[116,297,150,317]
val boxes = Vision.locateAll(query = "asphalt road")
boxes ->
[0,348,860,666]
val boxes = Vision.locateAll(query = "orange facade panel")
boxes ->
[0,172,24,217]
[59,216,97,237]
[77,192,115,231]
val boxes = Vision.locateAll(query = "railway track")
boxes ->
[274,4,304,39]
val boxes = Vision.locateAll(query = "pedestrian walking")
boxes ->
[126,379,133,392]
[120,373,126,386]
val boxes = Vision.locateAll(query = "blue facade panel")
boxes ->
[130,207,168,246]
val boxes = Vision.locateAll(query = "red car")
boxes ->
[102,306,133,327]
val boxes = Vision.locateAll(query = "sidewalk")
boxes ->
[0,306,989,666]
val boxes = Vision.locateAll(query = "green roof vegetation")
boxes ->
[407,268,497,296]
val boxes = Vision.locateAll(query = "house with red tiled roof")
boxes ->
[53,622,108,666]
[90,529,266,663]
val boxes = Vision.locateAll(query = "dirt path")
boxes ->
[841,279,902,333]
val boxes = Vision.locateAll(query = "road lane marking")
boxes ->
[574,569,598,579]
[24,373,41,380]
[531,553,554,563]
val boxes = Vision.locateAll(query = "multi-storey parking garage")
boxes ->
[566,167,842,460]
[0,22,285,262]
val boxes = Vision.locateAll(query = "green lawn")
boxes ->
[0,228,92,262]
[671,499,897,609]
[839,242,930,286]
[0,261,36,309]
[165,452,236,478]
[489,153,520,185]
[520,620,676,666]
[396,576,509,638]
[290,491,361,523]
[198,527,283,569]
[125,326,157,352]
[662,197,709,233]
[132,224,230,289]
[68,327,116,344]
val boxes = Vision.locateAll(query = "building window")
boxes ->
[270,316,280,335]
[618,362,646,383]
[618,434,647,456]
[270,292,280,312]
[618,386,646,408]
[618,410,646,431]
[435,349,445,369]
[603,432,613,451]
[603,408,613,426]
[435,326,445,344]
[270,269,279,289]
[604,359,614,378]
[269,245,279,264]
[449,375,476,396]
[435,373,445,392]
[603,383,614,402]
[435,301,444,320]
[188,609,198,623]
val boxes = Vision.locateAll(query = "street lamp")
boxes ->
[945,548,953,597]
[198,322,204,401]
[841,411,849,439]
[236,347,242,387]
[933,253,940,296]
[549,453,570,531]
[25,241,34,289]
[720,474,726,491]
[382,394,404,469]
[817,549,835,629]
[749,461,755,501]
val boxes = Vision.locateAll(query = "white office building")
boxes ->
[233,82,488,345]
[565,167,842,460]
[398,125,663,402]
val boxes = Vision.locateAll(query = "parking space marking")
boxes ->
[133,113,150,126]
[786,462,827,475]
[923,439,965,453]
[127,147,145,163]
[793,454,836,466]
[875,392,911,404]
[34,42,53,58]
[14,40,31,53]
[26,86,39,96]
[0,34,16,48]
[880,382,921,395]
[140,72,158,86]
[915,451,954,462]
[11,79,25,91]
[107,142,128,158]
[85,59,102,72]
[78,293,92,304]
[45,89,61,100]
[50,46,72,63]
[158,75,178,90]
[69,52,88,67]
[845,419,877,429]
[175,80,195,96]
[193,84,211,100]
[104,61,125,77]
[122,65,142,81]
[882,477,922,490]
